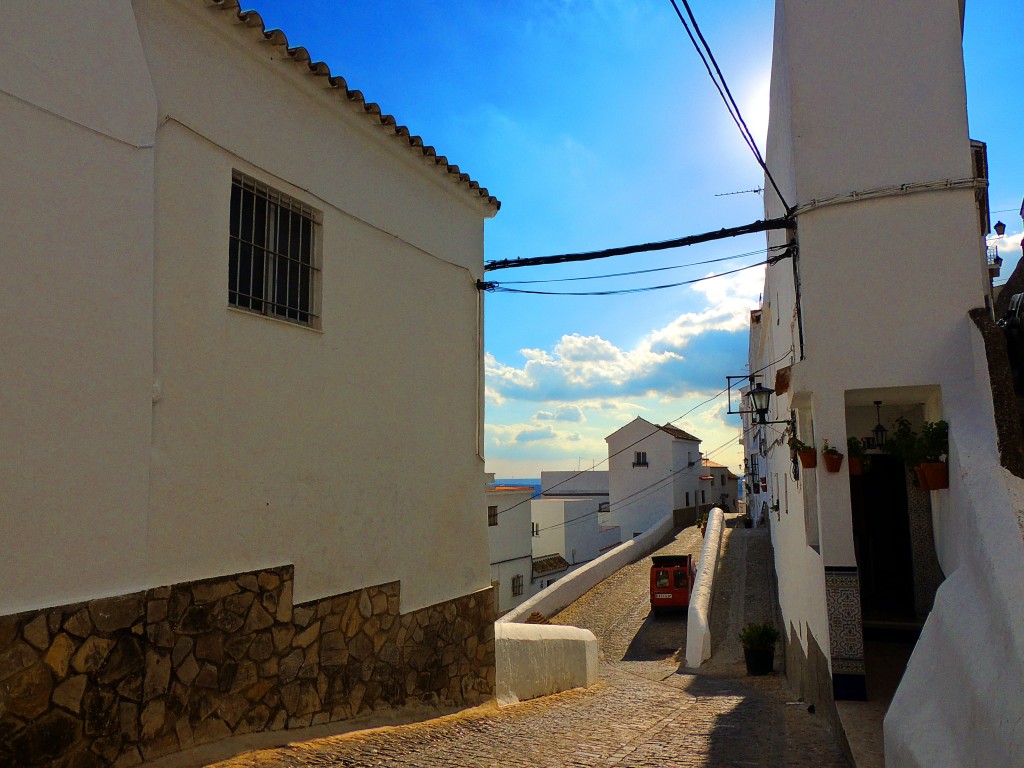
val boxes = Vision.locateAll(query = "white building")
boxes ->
[701,460,740,513]
[750,0,1024,764]
[529,495,621,589]
[0,2,498,764]
[486,485,536,616]
[606,417,703,537]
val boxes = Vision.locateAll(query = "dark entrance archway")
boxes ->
[850,454,916,625]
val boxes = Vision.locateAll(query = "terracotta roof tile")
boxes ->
[532,554,570,578]
[658,423,701,442]
[208,1,499,212]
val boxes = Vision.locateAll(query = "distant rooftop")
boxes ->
[658,423,701,442]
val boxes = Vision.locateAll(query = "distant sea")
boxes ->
[491,478,542,496]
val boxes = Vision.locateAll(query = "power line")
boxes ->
[484,247,792,296]
[667,0,792,214]
[534,427,752,535]
[482,217,790,273]
[491,346,795,521]
[498,244,788,285]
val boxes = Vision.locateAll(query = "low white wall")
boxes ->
[493,512,676,706]
[686,508,725,668]
[494,622,599,706]
[500,511,676,624]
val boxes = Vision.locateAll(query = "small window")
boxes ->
[512,574,523,596]
[229,172,321,327]
[721,474,727,486]
[656,571,669,588]
[674,570,688,589]
[701,490,706,504]
[487,505,498,526]
[633,451,648,467]
[532,522,539,537]
[685,491,690,507]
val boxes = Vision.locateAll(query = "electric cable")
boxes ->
[666,0,793,214]
[485,247,791,296]
[486,257,772,297]
[491,345,795,521]
[498,244,788,285]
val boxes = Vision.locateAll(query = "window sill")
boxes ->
[226,305,324,333]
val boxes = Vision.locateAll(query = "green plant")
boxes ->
[847,436,865,458]
[788,435,811,451]
[885,417,923,466]
[739,622,780,650]
[822,439,843,457]
[920,420,949,462]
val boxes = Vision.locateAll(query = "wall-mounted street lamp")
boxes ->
[994,220,1007,237]
[726,375,795,429]
[872,400,887,449]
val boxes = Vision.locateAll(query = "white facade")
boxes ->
[701,461,739,513]
[541,470,609,497]
[486,486,536,616]
[752,1,1024,764]
[0,0,497,616]
[606,417,702,537]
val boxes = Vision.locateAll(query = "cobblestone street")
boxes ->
[202,520,850,767]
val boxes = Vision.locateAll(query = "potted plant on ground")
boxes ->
[789,436,817,469]
[847,436,865,476]
[739,622,780,675]
[821,440,844,472]
[918,419,949,490]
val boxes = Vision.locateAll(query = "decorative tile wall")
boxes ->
[824,566,866,700]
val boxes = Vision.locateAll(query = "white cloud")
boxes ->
[534,404,585,422]
[486,286,758,403]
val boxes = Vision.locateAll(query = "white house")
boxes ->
[0,2,498,764]
[701,460,740,513]
[750,0,1024,764]
[529,494,621,589]
[606,417,703,537]
[486,484,536,616]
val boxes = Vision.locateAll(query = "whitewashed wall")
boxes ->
[541,470,609,496]
[0,0,496,616]
[0,2,158,613]
[756,0,1023,763]
[607,418,677,537]
[487,488,535,614]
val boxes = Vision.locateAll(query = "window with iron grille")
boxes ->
[511,574,524,597]
[487,505,498,526]
[633,451,648,467]
[229,172,320,327]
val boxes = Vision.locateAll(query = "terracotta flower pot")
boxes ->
[848,456,862,476]
[797,449,817,469]
[760,477,768,491]
[920,461,949,490]
[823,452,844,473]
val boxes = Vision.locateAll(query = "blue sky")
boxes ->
[243,0,1022,477]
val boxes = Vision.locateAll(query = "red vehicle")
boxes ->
[650,554,696,616]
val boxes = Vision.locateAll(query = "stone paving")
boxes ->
[203,519,850,767]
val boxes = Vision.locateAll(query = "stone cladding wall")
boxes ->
[0,567,494,767]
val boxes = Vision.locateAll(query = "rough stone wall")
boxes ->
[0,568,494,767]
